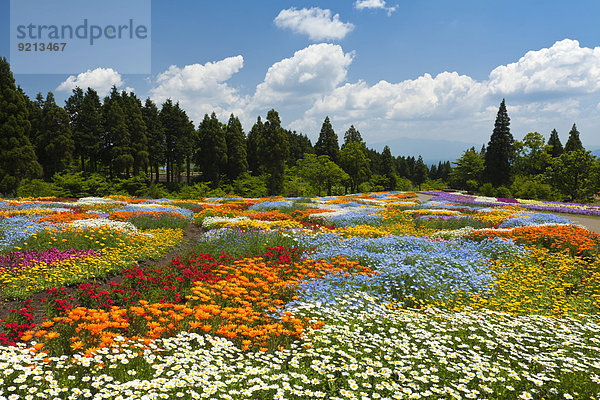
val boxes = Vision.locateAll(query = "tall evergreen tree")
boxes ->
[413,156,429,190]
[159,100,195,183]
[224,114,248,180]
[102,88,132,177]
[342,125,363,149]
[247,116,264,175]
[196,112,228,184]
[484,99,514,186]
[142,98,166,182]
[259,109,289,195]
[314,116,339,163]
[286,130,313,166]
[34,92,74,179]
[0,57,41,194]
[564,123,584,153]
[547,129,563,157]
[65,87,103,172]
[122,92,149,176]
[381,145,397,190]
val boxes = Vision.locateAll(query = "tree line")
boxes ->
[0,57,450,198]
[451,99,600,202]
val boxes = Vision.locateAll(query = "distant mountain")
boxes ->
[370,137,481,166]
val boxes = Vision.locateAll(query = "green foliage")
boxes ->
[232,173,268,198]
[286,130,313,167]
[495,185,512,198]
[413,156,429,190]
[510,175,555,200]
[296,153,348,196]
[259,110,289,195]
[395,177,413,191]
[122,92,149,176]
[282,171,311,197]
[16,179,61,197]
[479,182,495,197]
[547,128,563,157]
[339,141,370,193]
[513,132,551,176]
[451,147,484,190]
[142,98,166,182]
[484,99,514,186]
[197,112,228,184]
[564,123,584,153]
[381,145,397,190]
[246,116,263,175]
[224,114,248,180]
[0,57,42,195]
[342,125,363,149]
[545,149,599,202]
[314,116,339,163]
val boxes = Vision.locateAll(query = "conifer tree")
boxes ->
[484,99,514,186]
[196,112,228,184]
[122,92,149,176]
[314,116,339,163]
[35,92,74,179]
[247,116,264,175]
[102,87,132,178]
[547,129,563,157]
[342,125,363,149]
[0,57,41,194]
[413,155,429,190]
[381,145,397,190]
[142,98,166,182]
[564,123,584,153]
[259,109,289,194]
[224,114,248,180]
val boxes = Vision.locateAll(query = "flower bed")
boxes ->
[0,192,599,399]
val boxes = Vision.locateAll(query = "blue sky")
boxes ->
[2,0,600,161]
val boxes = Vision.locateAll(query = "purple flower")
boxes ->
[0,248,98,274]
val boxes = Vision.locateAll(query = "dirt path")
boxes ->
[0,224,203,327]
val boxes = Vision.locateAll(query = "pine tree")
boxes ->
[102,87,132,178]
[122,92,149,176]
[547,129,563,157]
[413,155,429,190]
[286,130,313,166]
[224,114,248,180]
[35,92,74,179]
[259,109,289,195]
[247,116,264,175]
[381,145,397,190]
[314,116,339,163]
[342,125,363,149]
[564,123,584,153]
[142,98,166,182]
[196,112,228,184]
[0,57,41,194]
[484,99,514,186]
[159,100,194,183]
[65,87,103,172]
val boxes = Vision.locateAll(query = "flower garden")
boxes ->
[0,192,599,399]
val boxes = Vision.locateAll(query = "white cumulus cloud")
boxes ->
[488,39,600,96]
[56,68,123,97]
[149,56,247,124]
[274,7,354,41]
[354,0,397,15]
[252,43,354,112]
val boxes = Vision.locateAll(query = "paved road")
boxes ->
[416,191,600,234]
